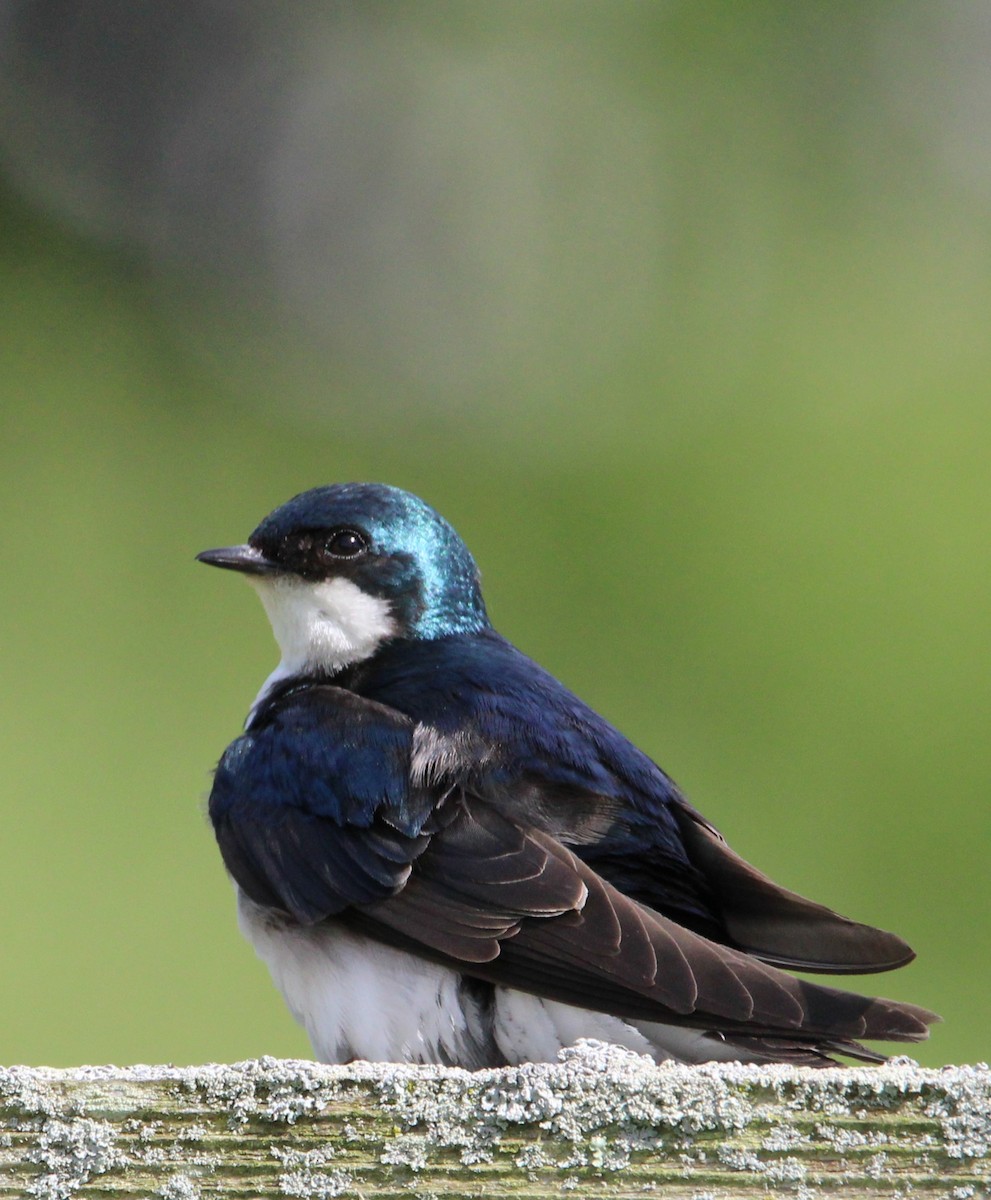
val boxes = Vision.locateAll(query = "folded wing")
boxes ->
[353,800,935,1051]
[209,685,440,922]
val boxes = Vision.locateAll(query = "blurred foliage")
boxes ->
[1,3,988,1068]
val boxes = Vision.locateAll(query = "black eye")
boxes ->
[323,528,369,559]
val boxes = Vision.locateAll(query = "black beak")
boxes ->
[196,544,281,576]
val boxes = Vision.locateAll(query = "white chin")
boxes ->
[250,574,398,682]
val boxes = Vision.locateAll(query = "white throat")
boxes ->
[247,575,397,718]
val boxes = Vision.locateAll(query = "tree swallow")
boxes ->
[198,483,936,1067]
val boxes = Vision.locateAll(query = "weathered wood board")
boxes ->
[1,1046,988,1197]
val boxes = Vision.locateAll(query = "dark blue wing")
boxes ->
[208,685,442,924]
[338,631,916,974]
[337,632,725,932]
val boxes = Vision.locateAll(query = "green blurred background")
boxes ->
[1,2,987,1068]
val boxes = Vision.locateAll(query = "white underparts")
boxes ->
[238,892,499,1066]
[247,575,397,717]
[237,890,764,1067]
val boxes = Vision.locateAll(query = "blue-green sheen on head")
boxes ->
[248,482,490,640]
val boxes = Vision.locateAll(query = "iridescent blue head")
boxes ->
[198,483,489,677]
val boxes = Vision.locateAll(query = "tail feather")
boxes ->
[676,811,917,973]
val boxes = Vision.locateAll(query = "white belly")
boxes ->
[238,890,500,1065]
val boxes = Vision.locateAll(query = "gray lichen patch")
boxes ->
[25,1116,126,1199]
[272,1143,354,1198]
[370,1040,762,1163]
[157,1175,202,1200]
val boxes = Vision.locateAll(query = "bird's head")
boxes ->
[198,483,489,675]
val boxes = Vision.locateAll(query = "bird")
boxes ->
[197,482,937,1068]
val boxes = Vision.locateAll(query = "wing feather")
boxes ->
[354,799,935,1043]
[209,685,433,923]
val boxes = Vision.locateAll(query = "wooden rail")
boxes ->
[2,1047,987,1197]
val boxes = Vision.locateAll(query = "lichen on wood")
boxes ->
[0,1043,987,1197]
